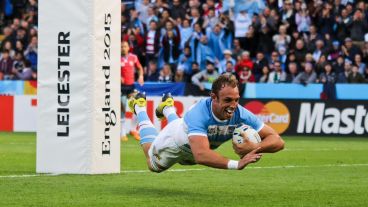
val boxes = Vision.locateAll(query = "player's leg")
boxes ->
[121,85,135,141]
[129,123,141,141]
[120,95,128,141]
[155,93,179,123]
[127,91,140,141]
[128,91,166,172]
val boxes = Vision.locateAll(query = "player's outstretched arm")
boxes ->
[189,135,262,170]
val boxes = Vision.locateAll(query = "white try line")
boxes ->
[0,173,60,179]
[7,142,35,145]
[120,168,206,173]
[248,163,368,169]
[283,148,362,151]
[1,163,368,179]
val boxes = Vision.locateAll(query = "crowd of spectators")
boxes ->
[0,0,37,80]
[1,0,368,88]
[121,0,368,90]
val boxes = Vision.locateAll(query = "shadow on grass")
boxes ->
[112,185,210,198]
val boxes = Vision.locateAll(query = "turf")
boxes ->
[0,132,368,207]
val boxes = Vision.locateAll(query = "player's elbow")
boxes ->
[193,156,206,165]
[192,152,208,165]
[272,136,285,152]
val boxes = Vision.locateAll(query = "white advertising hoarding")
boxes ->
[14,96,203,132]
[13,96,37,132]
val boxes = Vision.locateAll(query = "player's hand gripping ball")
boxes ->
[232,124,261,144]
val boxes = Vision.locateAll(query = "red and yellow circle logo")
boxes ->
[244,101,290,134]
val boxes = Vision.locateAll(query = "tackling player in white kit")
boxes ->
[128,74,284,172]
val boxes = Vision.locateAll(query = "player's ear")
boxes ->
[210,92,217,100]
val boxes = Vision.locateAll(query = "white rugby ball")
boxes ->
[232,124,261,144]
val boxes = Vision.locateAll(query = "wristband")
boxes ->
[227,160,239,170]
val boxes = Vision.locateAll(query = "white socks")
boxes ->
[134,105,146,114]
[163,106,176,118]
[120,119,126,136]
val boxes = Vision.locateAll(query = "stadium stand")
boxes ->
[0,0,368,94]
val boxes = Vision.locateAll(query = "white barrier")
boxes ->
[37,0,121,174]
[14,96,37,132]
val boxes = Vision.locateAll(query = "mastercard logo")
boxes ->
[244,101,290,134]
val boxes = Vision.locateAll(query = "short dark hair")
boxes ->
[149,60,157,65]
[211,74,238,96]
[226,61,233,65]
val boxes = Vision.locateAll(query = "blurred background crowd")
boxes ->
[0,0,37,81]
[1,0,368,87]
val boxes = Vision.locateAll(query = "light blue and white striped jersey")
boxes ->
[183,98,264,149]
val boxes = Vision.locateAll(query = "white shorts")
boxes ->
[148,118,195,172]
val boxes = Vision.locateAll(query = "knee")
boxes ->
[148,166,163,173]
[148,164,167,173]
[147,159,165,173]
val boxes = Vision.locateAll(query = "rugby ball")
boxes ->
[232,124,261,144]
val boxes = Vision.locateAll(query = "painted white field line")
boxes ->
[5,144,364,150]
[248,163,368,169]
[120,168,206,173]
[7,142,35,145]
[0,169,206,179]
[0,174,60,178]
[284,148,367,151]
[1,163,368,179]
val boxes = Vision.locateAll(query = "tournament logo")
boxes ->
[244,101,290,134]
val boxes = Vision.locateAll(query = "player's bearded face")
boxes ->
[211,86,240,120]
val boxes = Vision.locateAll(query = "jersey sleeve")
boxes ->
[184,102,208,137]
[238,105,264,132]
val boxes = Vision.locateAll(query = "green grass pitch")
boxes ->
[1,132,368,207]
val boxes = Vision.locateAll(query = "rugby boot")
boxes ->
[120,135,128,142]
[155,93,174,120]
[128,91,147,115]
[130,130,141,141]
